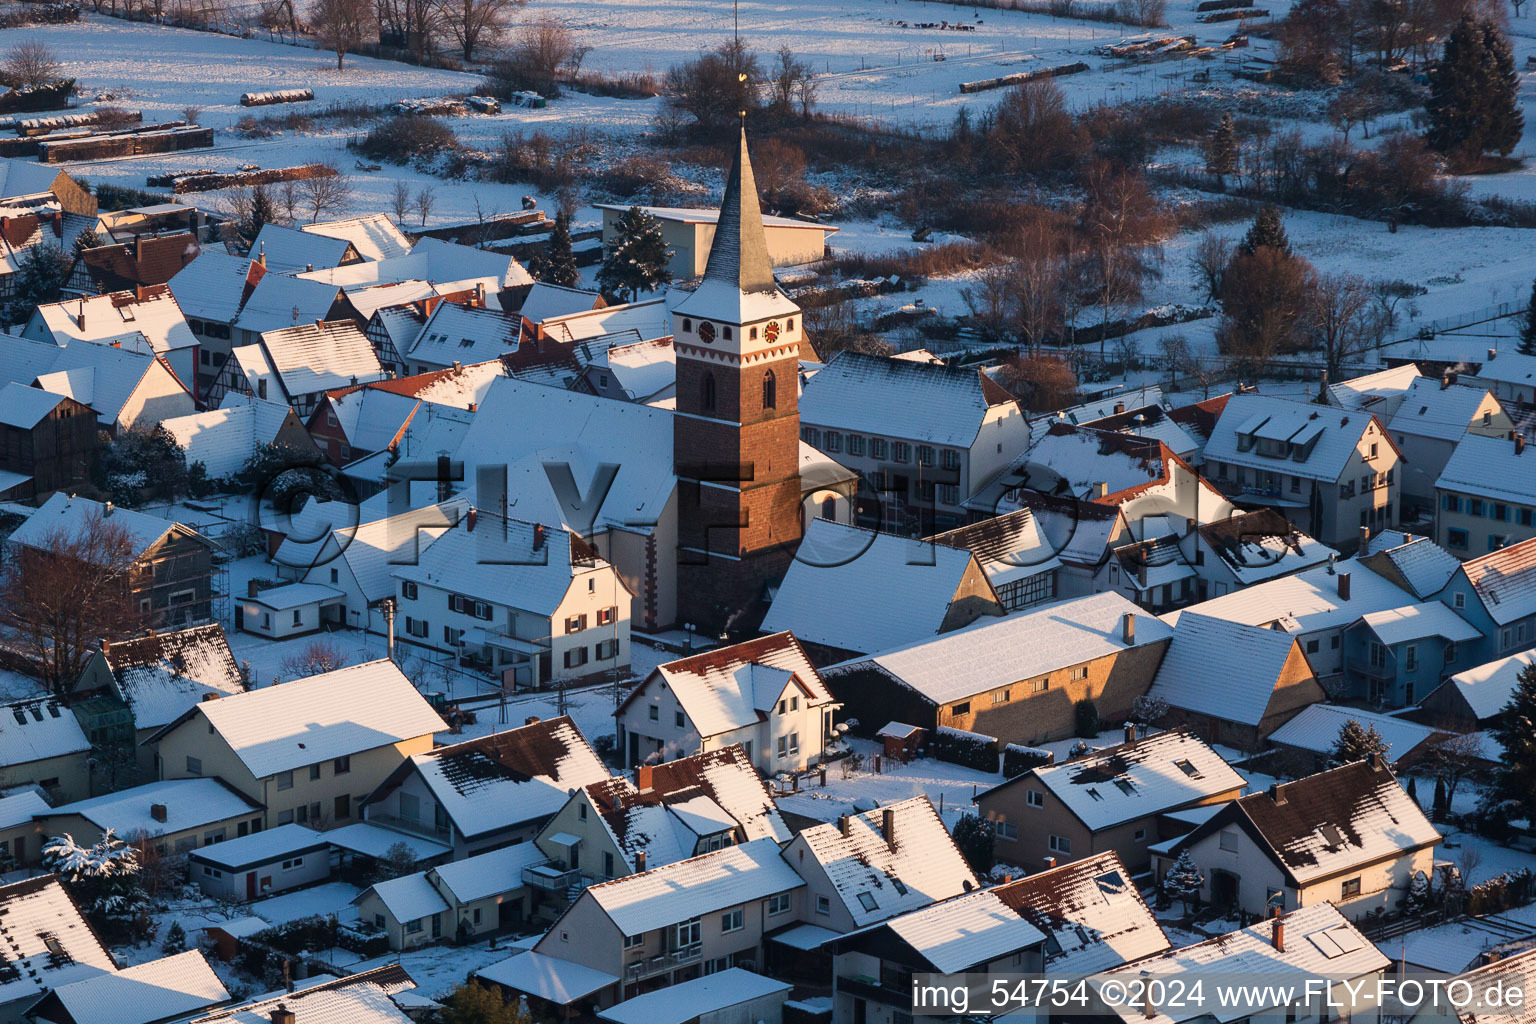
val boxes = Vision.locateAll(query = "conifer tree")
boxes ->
[242,184,276,240]
[1239,205,1290,256]
[1519,277,1536,357]
[1489,663,1536,819]
[1163,850,1205,913]
[1426,16,1524,166]
[1332,719,1389,765]
[529,211,581,289]
[71,228,101,260]
[1204,113,1238,188]
[597,206,673,303]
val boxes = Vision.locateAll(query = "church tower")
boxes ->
[673,129,804,633]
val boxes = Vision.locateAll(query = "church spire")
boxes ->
[702,128,776,295]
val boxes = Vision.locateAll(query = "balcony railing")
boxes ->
[625,944,702,982]
[365,812,450,842]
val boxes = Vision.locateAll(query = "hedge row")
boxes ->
[932,726,1000,773]
[1003,743,1055,778]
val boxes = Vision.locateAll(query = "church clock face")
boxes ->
[697,320,716,344]
[764,320,780,343]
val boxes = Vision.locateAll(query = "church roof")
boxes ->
[704,128,775,294]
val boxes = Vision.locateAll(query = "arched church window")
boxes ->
[763,370,777,410]
[702,372,716,412]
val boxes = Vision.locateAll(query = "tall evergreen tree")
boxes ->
[1426,16,1524,165]
[1489,663,1536,820]
[1204,113,1238,188]
[597,206,673,303]
[241,184,276,240]
[1520,277,1536,357]
[70,228,101,260]
[529,211,581,289]
[5,243,69,326]
[1163,850,1205,913]
[1239,205,1290,255]
[1332,719,1389,765]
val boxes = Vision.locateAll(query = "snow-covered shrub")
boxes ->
[931,726,999,773]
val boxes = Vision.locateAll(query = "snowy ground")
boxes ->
[777,738,1003,829]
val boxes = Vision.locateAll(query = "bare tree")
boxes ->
[310,0,374,69]
[1189,232,1233,305]
[389,179,413,227]
[769,46,816,118]
[3,39,61,90]
[1424,732,1486,810]
[278,179,301,224]
[496,16,588,96]
[1158,333,1193,381]
[437,0,525,62]
[180,105,202,125]
[414,184,436,226]
[1005,208,1071,354]
[1458,843,1483,886]
[279,640,349,679]
[376,0,440,63]
[962,268,1014,343]
[1306,271,1373,378]
[298,170,355,223]
[1078,162,1169,358]
[0,511,142,693]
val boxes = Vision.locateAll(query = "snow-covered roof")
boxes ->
[33,286,195,355]
[230,273,343,335]
[1016,729,1244,831]
[243,582,345,611]
[251,223,356,273]
[391,359,506,409]
[405,302,521,367]
[167,249,255,325]
[593,337,675,400]
[31,949,229,1024]
[8,492,186,559]
[324,822,449,862]
[931,508,1063,584]
[0,162,65,200]
[762,519,987,657]
[453,376,675,532]
[0,789,49,830]
[391,512,606,615]
[1148,612,1304,727]
[796,796,976,928]
[302,214,412,262]
[476,951,617,1005]
[187,964,418,1024]
[254,321,387,399]
[45,778,258,837]
[1461,536,1536,626]
[517,282,602,323]
[0,332,182,426]
[1327,364,1422,415]
[1196,510,1337,586]
[186,824,326,870]
[1165,558,1410,635]
[360,872,449,924]
[596,969,790,1024]
[1267,704,1446,762]
[0,381,68,428]
[1357,602,1481,644]
[1097,904,1386,1024]
[1074,402,1201,459]
[534,297,670,343]
[1007,424,1174,499]
[583,836,803,937]
[877,888,1046,973]
[323,388,421,453]
[431,843,550,905]
[1436,650,1536,721]
[408,236,534,291]
[159,396,296,480]
[344,279,437,319]
[832,592,1171,708]
[1467,349,1536,389]
[1437,432,1536,504]
[379,716,609,838]
[0,697,90,768]
[1361,533,1462,599]
[640,633,832,739]
[1202,759,1439,886]
[0,876,117,1007]
[274,498,464,604]
[1205,393,1389,482]
[799,350,1016,448]
[1388,377,1499,443]
[153,660,445,779]
[994,851,1169,975]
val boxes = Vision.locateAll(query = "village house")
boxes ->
[584,336,676,405]
[0,698,91,804]
[1385,375,1512,515]
[761,518,1005,662]
[1359,530,1464,599]
[402,301,523,374]
[1430,536,1536,667]
[1418,650,1536,731]
[250,222,367,274]
[1200,393,1403,550]
[477,837,806,1016]
[1435,433,1536,555]
[165,251,259,391]
[596,203,837,279]
[799,350,1031,535]
[1154,757,1439,918]
[181,964,421,1024]
[222,271,363,353]
[1147,612,1326,751]
[352,841,549,950]
[148,660,445,831]
[533,745,791,885]
[210,320,388,417]
[64,231,200,298]
[977,728,1246,872]
[159,395,318,484]
[389,510,632,688]
[782,796,978,934]
[1338,601,1482,707]
[73,623,247,774]
[1003,490,1133,599]
[822,592,1172,745]
[1461,348,1536,408]
[36,777,263,857]
[0,876,118,1024]
[0,332,194,433]
[0,163,96,216]
[22,949,230,1024]
[1087,903,1389,1024]
[1187,509,1337,600]
[360,715,610,860]
[8,493,217,629]
[301,213,414,262]
[1327,363,1422,415]
[0,791,49,868]
[22,285,200,390]
[185,823,330,901]
[928,508,1062,611]
[0,383,96,501]
[614,632,837,773]
[1266,704,1454,774]
[1403,943,1536,1024]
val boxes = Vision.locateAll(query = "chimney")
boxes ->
[50,211,61,237]
[1122,612,1136,645]
[103,501,114,517]
[1371,752,1388,773]
[1485,951,1503,966]
[523,715,539,725]
[257,246,266,269]
[201,692,220,702]
[634,850,647,873]
[248,579,261,598]
[1043,856,1056,869]
[99,638,110,656]
[468,402,477,413]
[1272,914,1285,952]
[881,808,896,851]
[150,804,167,822]
[1092,481,1109,499]
[1124,722,1136,744]
[76,298,85,331]
[1441,372,1454,390]
[1114,401,1126,414]
[453,360,462,371]
[305,263,313,273]
[1518,434,1526,456]
[1337,572,1351,600]
[466,508,478,533]
[1359,525,1370,550]
[1488,348,1498,361]
[1269,782,1287,805]
[838,814,850,836]
[533,523,545,551]
[135,234,144,262]
[636,763,654,791]
[269,1005,295,1024]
